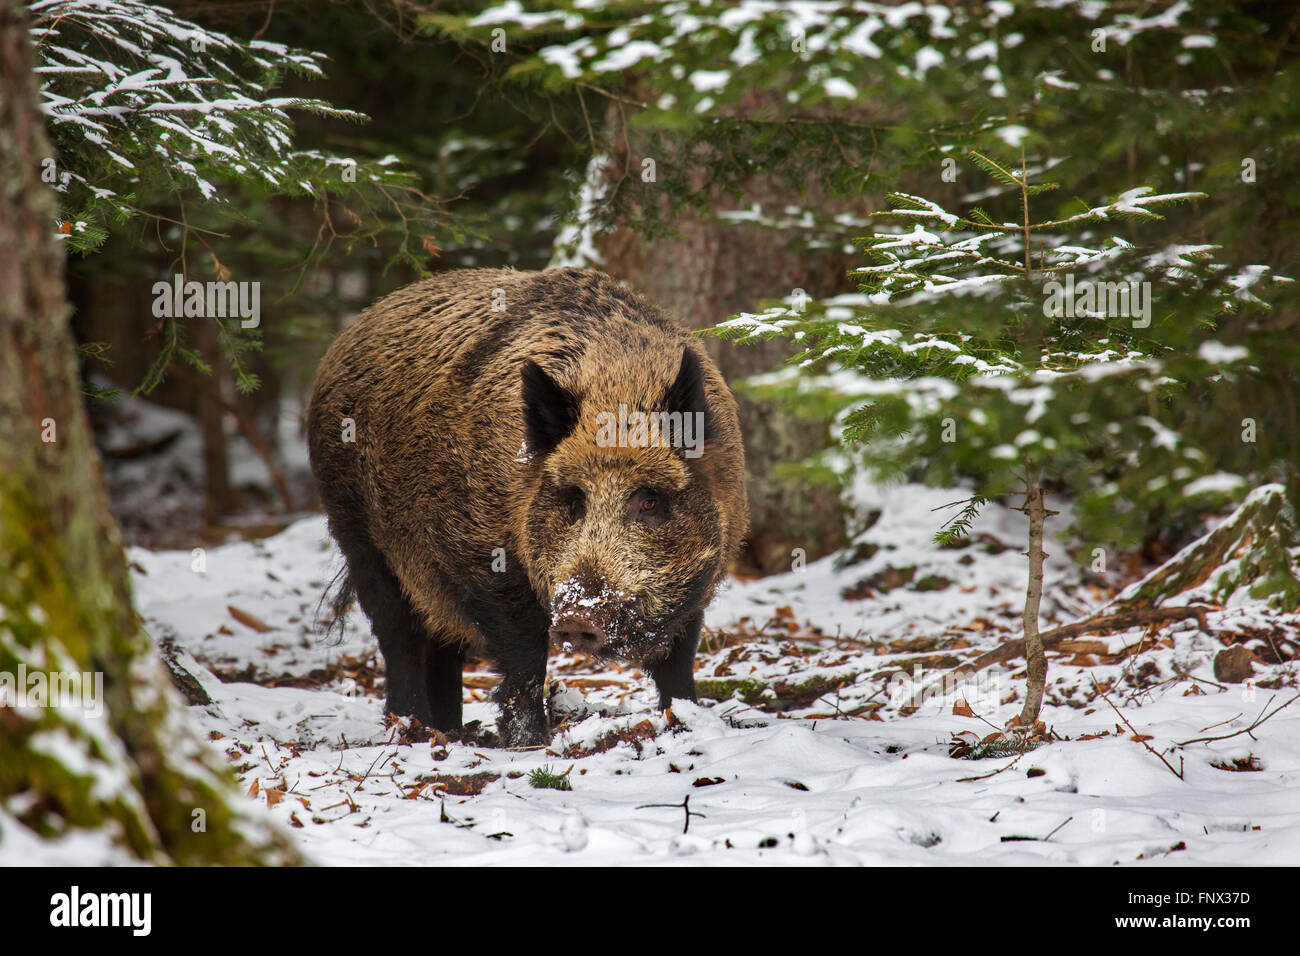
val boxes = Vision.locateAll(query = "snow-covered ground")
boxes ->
[117,483,1300,866]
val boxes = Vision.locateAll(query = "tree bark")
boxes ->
[1115,483,1298,612]
[0,0,299,864]
[193,317,237,521]
[1017,472,1049,726]
[593,104,853,575]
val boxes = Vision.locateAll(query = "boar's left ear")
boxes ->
[521,359,580,457]
[664,347,714,441]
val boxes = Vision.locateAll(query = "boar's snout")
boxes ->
[549,615,607,654]
[550,571,626,656]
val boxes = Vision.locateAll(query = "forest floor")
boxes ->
[81,470,1289,868]
[116,480,1300,866]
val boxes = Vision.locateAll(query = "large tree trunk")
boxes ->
[592,105,853,575]
[600,210,853,575]
[0,0,299,864]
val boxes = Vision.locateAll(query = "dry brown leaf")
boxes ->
[228,605,273,633]
[1057,640,1110,655]
[209,251,232,283]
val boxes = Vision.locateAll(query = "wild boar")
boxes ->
[307,267,747,746]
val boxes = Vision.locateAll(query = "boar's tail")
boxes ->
[316,564,357,646]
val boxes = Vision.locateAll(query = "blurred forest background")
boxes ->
[39,0,1300,578]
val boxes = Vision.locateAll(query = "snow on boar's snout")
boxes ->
[522,351,730,666]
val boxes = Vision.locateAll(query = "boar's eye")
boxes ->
[629,487,668,527]
[558,485,586,524]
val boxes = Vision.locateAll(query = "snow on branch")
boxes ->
[30,0,376,248]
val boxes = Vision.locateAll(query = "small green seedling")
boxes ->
[528,765,573,791]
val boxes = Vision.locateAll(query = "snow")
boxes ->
[1183,473,1246,498]
[593,41,662,72]
[913,46,944,76]
[549,155,611,269]
[1197,341,1249,365]
[996,124,1029,147]
[468,1,578,30]
[10,477,1289,866]
[823,78,857,100]
[688,70,731,93]
[883,195,959,227]
[0,807,140,867]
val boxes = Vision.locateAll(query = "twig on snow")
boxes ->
[1092,677,1184,780]
[637,795,706,834]
[1176,692,1300,746]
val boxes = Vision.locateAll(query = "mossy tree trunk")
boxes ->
[1115,483,1299,612]
[0,0,299,864]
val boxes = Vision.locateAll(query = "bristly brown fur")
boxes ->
[306,267,747,744]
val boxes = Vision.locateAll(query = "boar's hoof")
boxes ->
[498,709,551,749]
[495,678,551,748]
[549,615,607,655]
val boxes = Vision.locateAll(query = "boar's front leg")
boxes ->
[425,637,465,733]
[468,579,552,747]
[650,611,703,709]
[491,630,550,747]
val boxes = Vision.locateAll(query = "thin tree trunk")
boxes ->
[1018,472,1049,726]
[0,0,298,864]
[181,363,295,513]
[194,318,237,521]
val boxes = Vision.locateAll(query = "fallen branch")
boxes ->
[1112,485,1292,610]
[1043,816,1074,842]
[924,605,1211,694]
[1000,815,1073,843]
[1175,692,1300,746]
[955,752,1026,782]
[637,795,706,835]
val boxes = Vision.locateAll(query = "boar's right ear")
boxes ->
[664,347,715,441]
[521,359,580,457]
